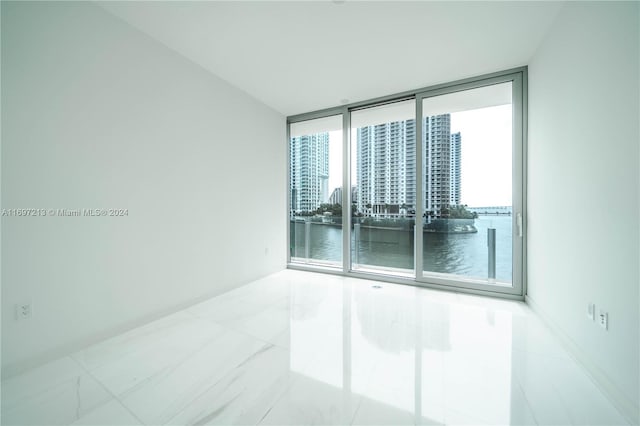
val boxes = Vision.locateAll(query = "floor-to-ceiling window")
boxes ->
[350,100,416,277]
[288,69,525,297]
[289,114,344,268]
[417,80,522,295]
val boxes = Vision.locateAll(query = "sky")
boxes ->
[325,103,512,208]
[451,104,512,207]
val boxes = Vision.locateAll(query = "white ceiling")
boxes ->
[98,1,564,116]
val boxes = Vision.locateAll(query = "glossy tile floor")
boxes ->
[1,270,629,426]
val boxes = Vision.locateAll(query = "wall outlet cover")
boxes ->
[599,310,608,330]
[15,302,32,320]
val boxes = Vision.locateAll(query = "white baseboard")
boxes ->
[526,295,639,425]
[1,269,283,380]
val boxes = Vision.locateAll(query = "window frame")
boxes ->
[286,67,527,300]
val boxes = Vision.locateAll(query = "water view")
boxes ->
[290,84,516,287]
[291,215,512,283]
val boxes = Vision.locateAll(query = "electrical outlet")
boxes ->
[587,303,595,321]
[599,310,608,330]
[15,302,32,320]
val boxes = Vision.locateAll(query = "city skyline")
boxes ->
[328,104,512,208]
[291,105,512,215]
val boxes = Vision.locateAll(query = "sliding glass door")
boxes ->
[350,100,415,277]
[418,81,520,292]
[287,69,525,297]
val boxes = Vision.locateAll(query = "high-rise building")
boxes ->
[423,115,451,216]
[327,186,358,206]
[328,187,342,205]
[289,133,329,213]
[357,120,415,216]
[355,114,458,218]
[450,132,461,206]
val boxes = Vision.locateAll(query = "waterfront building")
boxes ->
[355,114,456,218]
[327,186,358,206]
[289,133,329,213]
[423,115,451,217]
[328,187,342,205]
[356,120,415,216]
[450,132,461,206]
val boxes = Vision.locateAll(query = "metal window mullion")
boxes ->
[513,71,525,297]
[521,69,528,297]
[415,98,424,278]
[286,122,291,264]
[342,109,351,273]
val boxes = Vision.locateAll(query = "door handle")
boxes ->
[516,213,523,237]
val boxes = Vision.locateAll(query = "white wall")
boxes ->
[1,1,286,375]
[528,2,639,422]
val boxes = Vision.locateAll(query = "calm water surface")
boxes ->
[291,216,512,283]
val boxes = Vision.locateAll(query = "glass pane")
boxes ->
[350,100,416,276]
[421,82,513,285]
[289,115,343,267]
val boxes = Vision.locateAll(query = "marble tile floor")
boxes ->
[1,269,630,425]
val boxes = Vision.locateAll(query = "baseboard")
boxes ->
[1,293,208,380]
[1,267,286,380]
[526,295,639,425]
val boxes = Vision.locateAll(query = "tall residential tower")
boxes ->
[356,114,459,217]
[423,115,451,216]
[450,132,461,206]
[356,121,415,215]
[289,133,329,213]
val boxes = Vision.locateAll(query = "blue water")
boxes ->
[291,215,512,282]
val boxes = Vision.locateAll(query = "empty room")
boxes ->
[1,1,638,425]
